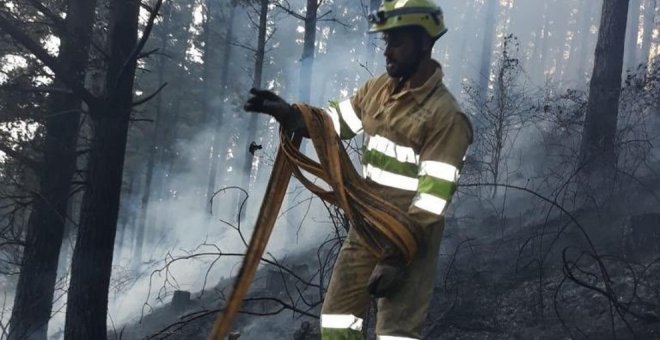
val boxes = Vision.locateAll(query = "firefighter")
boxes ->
[244,0,473,338]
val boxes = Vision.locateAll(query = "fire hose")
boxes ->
[208,104,423,339]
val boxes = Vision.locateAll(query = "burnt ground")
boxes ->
[119,186,660,340]
[422,212,660,340]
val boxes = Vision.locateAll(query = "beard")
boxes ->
[386,59,420,78]
[385,43,423,79]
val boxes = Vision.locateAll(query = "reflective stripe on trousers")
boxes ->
[320,313,418,339]
[321,314,363,339]
[321,314,363,331]
[320,223,444,339]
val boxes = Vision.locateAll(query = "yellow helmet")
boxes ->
[368,0,447,39]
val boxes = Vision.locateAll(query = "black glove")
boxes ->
[244,88,304,133]
[367,255,407,298]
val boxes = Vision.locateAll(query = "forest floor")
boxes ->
[422,210,660,340]
[119,177,660,340]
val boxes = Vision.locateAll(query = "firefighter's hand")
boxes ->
[367,259,406,298]
[244,88,292,120]
[244,88,305,133]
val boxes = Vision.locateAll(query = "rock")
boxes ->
[293,321,320,340]
[266,269,286,292]
[171,290,191,312]
[622,213,660,260]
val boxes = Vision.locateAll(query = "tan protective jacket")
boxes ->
[325,62,473,230]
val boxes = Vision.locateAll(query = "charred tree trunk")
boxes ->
[63,0,150,338]
[6,0,96,339]
[579,0,630,172]
[64,111,132,340]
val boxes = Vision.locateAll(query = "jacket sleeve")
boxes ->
[407,111,473,229]
[323,79,371,139]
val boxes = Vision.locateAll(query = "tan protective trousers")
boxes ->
[320,221,444,339]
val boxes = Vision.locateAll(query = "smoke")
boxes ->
[101,113,343,332]
[103,1,593,328]
[3,0,653,338]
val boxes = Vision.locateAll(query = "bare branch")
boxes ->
[135,0,163,54]
[245,8,259,28]
[274,2,305,21]
[264,27,277,45]
[317,9,331,19]
[0,85,73,95]
[25,0,65,32]
[128,118,154,123]
[137,47,161,60]
[0,142,40,170]
[319,16,350,29]
[116,0,164,88]
[132,82,168,107]
[0,12,99,107]
[230,40,257,53]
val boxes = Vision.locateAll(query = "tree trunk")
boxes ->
[200,0,221,209]
[579,0,630,172]
[115,169,138,259]
[624,0,641,72]
[63,0,145,338]
[557,0,582,87]
[207,5,236,214]
[299,0,319,103]
[152,82,183,223]
[570,0,597,87]
[477,0,498,97]
[455,3,470,90]
[364,0,381,70]
[239,0,267,210]
[133,2,172,268]
[530,0,548,81]
[7,1,96,339]
[538,1,552,81]
[252,0,267,89]
[640,0,657,66]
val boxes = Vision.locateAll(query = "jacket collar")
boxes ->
[389,60,444,104]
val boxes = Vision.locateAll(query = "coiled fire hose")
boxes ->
[208,104,423,339]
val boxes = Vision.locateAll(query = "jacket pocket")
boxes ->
[387,111,425,151]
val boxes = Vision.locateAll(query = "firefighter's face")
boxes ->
[382,27,427,78]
